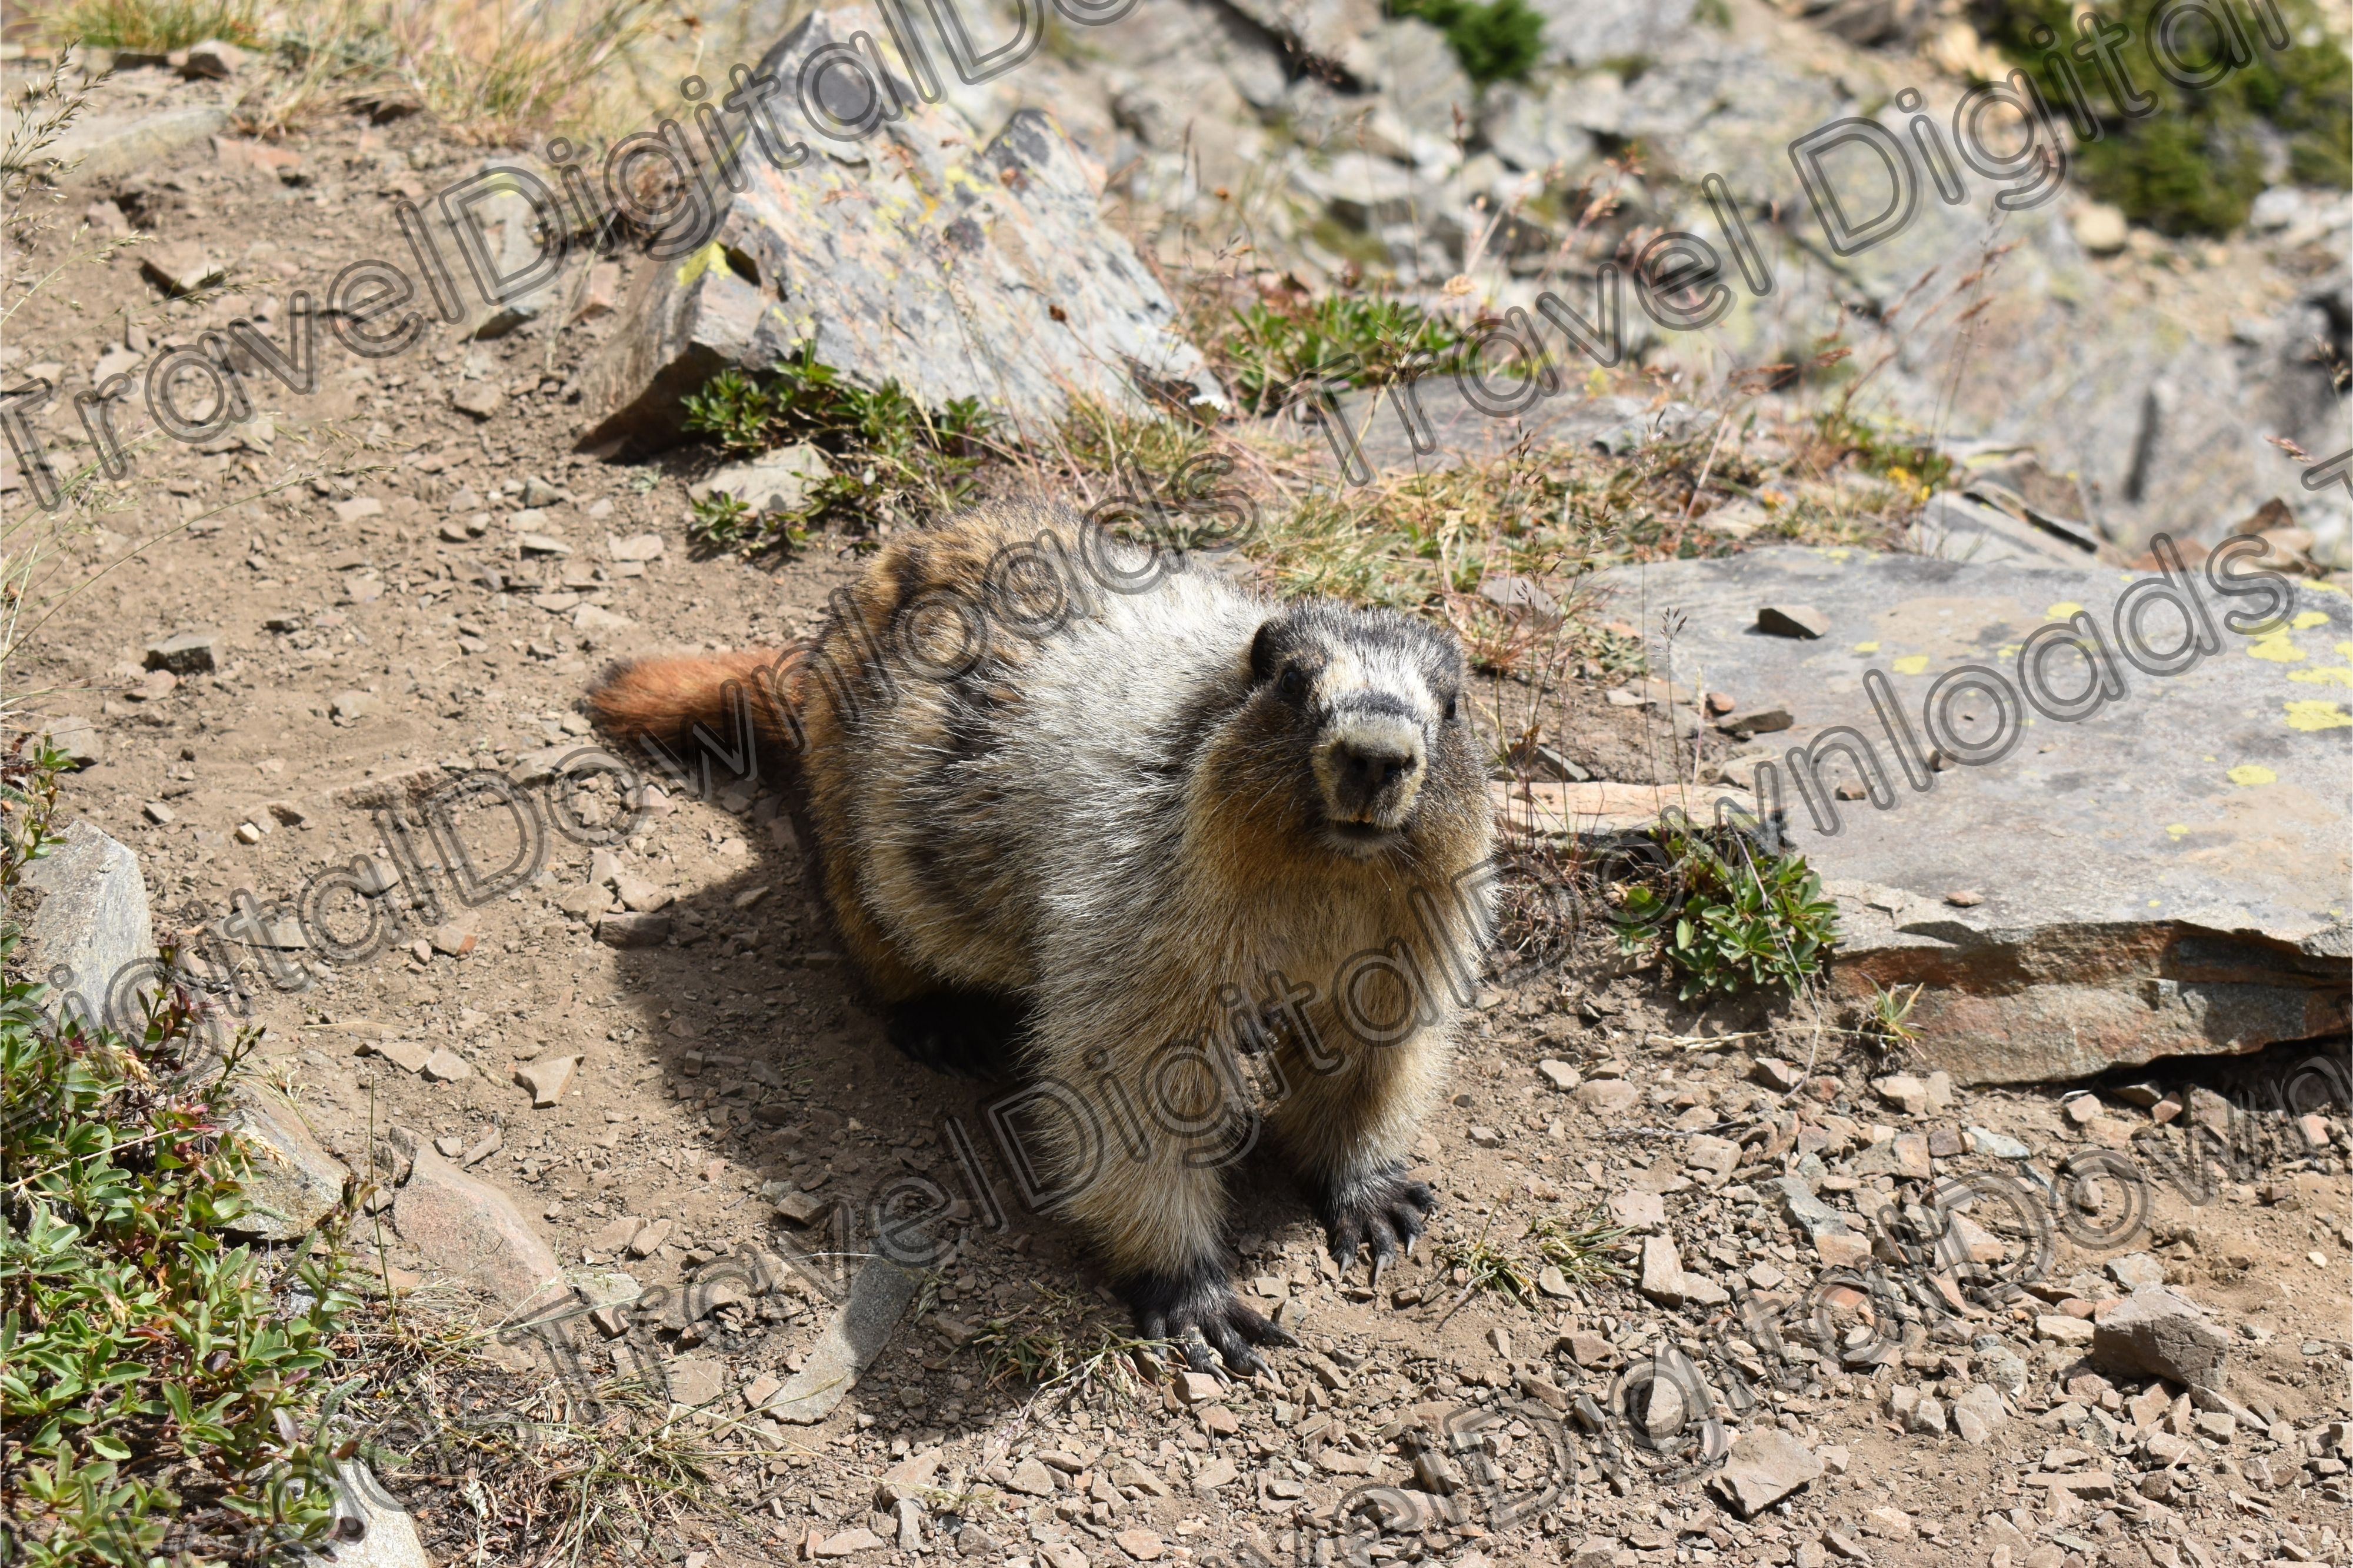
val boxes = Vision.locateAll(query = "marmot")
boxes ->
[589,499,1494,1372]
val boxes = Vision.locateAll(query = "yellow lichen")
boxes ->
[2282,700,2352,732]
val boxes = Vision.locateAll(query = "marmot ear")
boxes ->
[1248,618,1285,685]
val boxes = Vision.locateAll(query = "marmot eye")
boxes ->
[1442,694,1458,723]
[1278,667,1307,699]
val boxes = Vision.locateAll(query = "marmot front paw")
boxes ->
[1319,1163,1437,1283]
[1126,1264,1297,1377]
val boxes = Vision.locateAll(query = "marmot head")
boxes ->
[1228,600,1485,862]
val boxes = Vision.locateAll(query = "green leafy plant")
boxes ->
[677,366,776,456]
[1972,0,2351,235]
[2,747,359,1568]
[1388,0,1544,85]
[1612,822,1839,1000]
[1216,293,1469,415]
[1861,978,1924,1050]
[679,344,999,552]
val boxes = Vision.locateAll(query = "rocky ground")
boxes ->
[3,36,2352,1568]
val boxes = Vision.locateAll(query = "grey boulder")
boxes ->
[576,6,1219,455]
[16,820,155,1032]
[1604,546,2352,1084]
[221,1087,349,1242]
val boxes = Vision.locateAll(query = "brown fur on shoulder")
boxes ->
[586,646,809,753]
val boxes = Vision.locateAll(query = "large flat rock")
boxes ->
[392,1150,569,1317]
[1588,546,2352,1084]
[51,105,227,185]
[576,5,1218,454]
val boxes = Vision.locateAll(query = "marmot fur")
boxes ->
[589,499,1494,1370]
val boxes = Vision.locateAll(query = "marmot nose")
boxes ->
[1332,739,1419,810]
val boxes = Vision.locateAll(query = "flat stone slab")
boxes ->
[221,1086,349,1241]
[392,1150,568,1317]
[52,105,228,185]
[765,1253,923,1423]
[1591,546,2352,1083]
[1708,1428,1822,1519]
[18,820,155,1032]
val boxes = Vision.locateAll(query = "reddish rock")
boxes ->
[392,1150,566,1314]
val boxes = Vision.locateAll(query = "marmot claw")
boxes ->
[1321,1164,1437,1285]
[1128,1266,1296,1378]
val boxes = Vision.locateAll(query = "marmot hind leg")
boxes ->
[886,989,1028,1079]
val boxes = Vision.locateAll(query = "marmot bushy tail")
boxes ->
[586,646,806,755]
[588,499,1496,1373]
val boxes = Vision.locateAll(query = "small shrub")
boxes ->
[1,748,358,1568]
[1612,821,1839,1001]
[1973,0,2351,235]
[1215,293,1468,415]
[685,489,758,549]
[1388,0,1545,85]
[678,367,776,457]
[679,344,999,552]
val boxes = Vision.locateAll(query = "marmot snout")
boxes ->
[590,501,1496,1374]
[1246,605,1459,847]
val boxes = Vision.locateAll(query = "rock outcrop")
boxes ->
[1591,546,2352,1083]
[576,6,1221,454]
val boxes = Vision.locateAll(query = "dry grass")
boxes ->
[36,0,264,51]
[970,1283,1169,1409]
[371,0,662,143]
[1435,1206,1630,1319]
[1221,385,1949,689]
[30,0,663,142]
[336,1297,740,1568]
